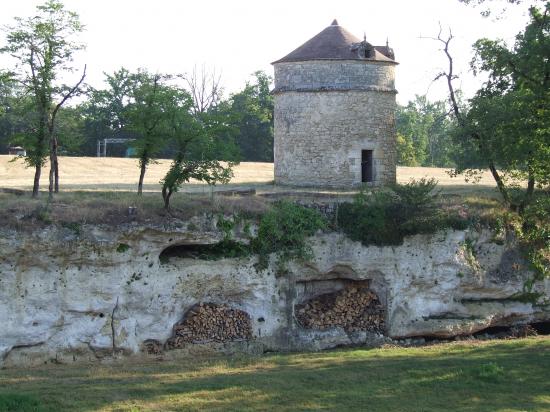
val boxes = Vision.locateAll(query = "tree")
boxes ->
[0,72,17,153]
[182,66,240,162]
[437,3,550,212]
[0,72,14,117]
[125,70,173,195]
[227,71,274,162]
[82,68,137,156]
[396,133,417,166]
[54,105,85,155]
[160,87,234,209]
[396,96,455,167]
[0,0,86,197]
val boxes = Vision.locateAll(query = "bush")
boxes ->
[520,193,550,281]
[337,179,469,246]
[337,192,402,246]
[251,200,327,271]
[390,177,439,211]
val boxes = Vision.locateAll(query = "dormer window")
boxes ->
[351,40,373,59]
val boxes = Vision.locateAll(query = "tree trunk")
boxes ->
[32,164,42,198]
[162,186,168,208]
[48,138,56,200]
[162,186,173,209]
[519,168,536,215]
[137,160,147,195]
[48,157,54,200]
[488,162,511,207]
[53,136,59,193]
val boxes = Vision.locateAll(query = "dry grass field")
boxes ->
[0,155,500,195]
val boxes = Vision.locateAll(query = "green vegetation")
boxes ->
[116,243,130,253]
[441,2,550,212]
[509,291,544,305]
[251,200,327,271]
[161,239,252,262]
[156,201,326,269]
[0,338,548,411]
[0,393,43,412]
[0,0,86,197]
[2,185,545,282]
[517,194,550,283]
[337,178,469,246]
[336,180,549,284]
[219,71,274,162]
[396,96,455,167]
[0,2,268,197]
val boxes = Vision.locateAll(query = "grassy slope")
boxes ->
[0,338,549,412]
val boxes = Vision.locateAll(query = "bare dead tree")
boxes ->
[423,26,513,207]
[183,64,223,115]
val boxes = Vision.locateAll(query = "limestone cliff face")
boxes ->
[0,218,548,368]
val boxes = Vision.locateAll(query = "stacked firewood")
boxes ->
[295,285,385,333]
[165,303,252,349]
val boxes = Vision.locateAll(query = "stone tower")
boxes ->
[272,20,397,187]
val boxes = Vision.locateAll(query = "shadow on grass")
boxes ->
[1,339,549,411]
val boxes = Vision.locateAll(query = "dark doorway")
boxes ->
[361,150,373,183]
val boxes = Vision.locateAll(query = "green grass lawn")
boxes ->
[0,338,549,412]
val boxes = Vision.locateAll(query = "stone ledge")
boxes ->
[273,86,397,94]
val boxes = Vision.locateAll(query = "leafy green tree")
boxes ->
[396,96,455,167]
[196,103,241,161]
[0,0,86,197]
[227,71,274,162]
[54,106,85,155]
[397,100,428,166]
[82,68,137,156]
[450,3,550,212]
[160,87,234,209]
[396,133,417,166]
[0,72,17,153]
[0,72,13,117]
[125,70,174,195]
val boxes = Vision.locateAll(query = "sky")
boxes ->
[0,0,537,105]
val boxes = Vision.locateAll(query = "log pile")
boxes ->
[295,285,385,333]
[165,303,252,349]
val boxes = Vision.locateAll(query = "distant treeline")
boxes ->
[1,72,459,167]
[0,68,274,163]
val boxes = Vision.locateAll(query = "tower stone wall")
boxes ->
[272,21,397,188]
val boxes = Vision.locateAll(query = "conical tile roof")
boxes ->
[273,20,395,64]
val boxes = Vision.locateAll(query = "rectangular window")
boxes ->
[361,150,373,183]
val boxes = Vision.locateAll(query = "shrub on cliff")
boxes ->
[337,178,469,246]
[520,193,550,281]
[252,200,327,271]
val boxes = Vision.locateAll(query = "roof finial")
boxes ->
[364,32,367,42]
[386,37,389,47]
[331,19,338,26]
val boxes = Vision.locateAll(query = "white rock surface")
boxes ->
[0,222,548,368]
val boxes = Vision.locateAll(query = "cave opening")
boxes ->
[159,240,250,262]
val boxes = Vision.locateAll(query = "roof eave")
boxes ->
[271,58,399,65]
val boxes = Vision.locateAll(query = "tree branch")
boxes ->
[50,64,86,130]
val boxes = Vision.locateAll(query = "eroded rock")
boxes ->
[0,220,548,368]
